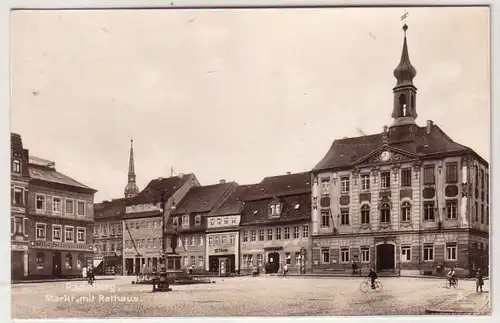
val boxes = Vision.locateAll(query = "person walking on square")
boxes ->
[82,266,88,279]
[476,268,484,292]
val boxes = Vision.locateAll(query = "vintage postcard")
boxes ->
[8,4,490,319]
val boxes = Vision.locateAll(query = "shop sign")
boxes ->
[215,248,229,253]
[31,240,92,251]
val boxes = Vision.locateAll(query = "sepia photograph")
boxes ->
[8,4,490,319]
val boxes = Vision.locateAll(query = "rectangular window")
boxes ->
[208,236,213,245]
[423,244,434,261]
[295,252,301,266]
[401,168,412,187]
[424,202,435,221]
[258,229,264,241]
[340,209,349,225]
[36,195,45,210]
[480,169,484,189]
[341,248,350,263]
[423,166,435,185]
[257,254,263,266]
[486,206,489,226]
[223,217,228,225]
[65,199,74,214]
[52,225,62,241]
[251,230,256,242]
[321,210,330,227]
[77,227,86,242]
[36,223,46,240]
[284,227,290,239]
[267,228,273,240]
[341,176,350,193]
[190,256,196,266]
[195,215,201,226]
[242,230,248,242]
[321,178,330,195]
[76,201,85,216]
[293,226,300,239]
[191,236,195,246]
[475,202,479,221]
[208,218,215,227]
[446,244,457,261]
[13,217,23,234]
[13,187,24,205]
[231,216,237,224]
[446,163,458,183]
[481,205,484,224]
[401,246,411,262]
[360,247,369,263]
[361,206,370,224]
[361,174,370,191]
[285,252,291,265]
[182,215,189,227]
[217,217,222,224]
[228,235,233,245]
[198,256,204,268]
[276,228,282,240]
[302,225,309,238]
[446,200,458,219]
[381,172,391,189]
[321,248,330,264]
[52,197,62,213]
[153,238,157,248]
[12,159,21,173]
[64,226,74,242]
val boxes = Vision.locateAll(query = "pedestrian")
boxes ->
[352,260,358,275]
[283,264,288,277]
[476,268,484,292]
[82,266,88,279]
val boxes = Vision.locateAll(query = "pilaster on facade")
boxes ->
[350,169,360,233]
[411,162,421,231]
[390,164,401,231]
[311,174,319,235]
[370,169,380,232]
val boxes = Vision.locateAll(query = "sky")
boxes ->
[10,7,490,203]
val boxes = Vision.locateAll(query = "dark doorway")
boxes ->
[209,255,235,273]
[376,244,395,271]
[267,252,280,273]
[52,252,62,278]
[125,258,133,275]
[134,257,141,274]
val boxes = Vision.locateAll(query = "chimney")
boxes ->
[178,173,184,178]
[286,172,291,175]
[383,125,388,133]
[219,179,226,184]
[426,120,433,134]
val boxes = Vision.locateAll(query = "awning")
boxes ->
[93,258,103,268]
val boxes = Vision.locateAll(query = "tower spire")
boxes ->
[124,139,139,198]
[390,21,418,128]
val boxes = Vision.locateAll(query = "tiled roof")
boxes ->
[209,184,259,217]
[94,198,127,220]
[125,174,195,206]
[29,161,96,192]
[244,172,311,201]
[240,193,311,226]
[171,182,238,215]
[313,124,477,172]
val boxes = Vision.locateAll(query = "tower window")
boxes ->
[399,94,407,117]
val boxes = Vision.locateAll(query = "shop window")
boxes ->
[36,252,45,270]
[321,248,330,264]
[65,254,73,270]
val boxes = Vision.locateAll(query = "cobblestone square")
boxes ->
[11,276,487,318]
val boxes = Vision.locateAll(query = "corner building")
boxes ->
[310,24,489,277]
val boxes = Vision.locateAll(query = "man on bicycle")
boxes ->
[367,268,378,289]
[447,266,457,286]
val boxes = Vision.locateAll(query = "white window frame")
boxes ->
[229,235,234,244]
[65,199,75,215]
[284,227,290,239]
[446,243,458,261]
[23,218,28,236]
[321,248,330,264]
[381,172,391,189]
[267,228,273,240]
[257,254,263,266]
[341,176,350,193]
[446,200,458,220]
[293,226,300,239]
[251,230,256,242]
[52,196,62,213]
[361,174,370,191]
[340,248,350,263]
[401,245,411,262]
[360,247,370,263]
[223,217,229,225]
[35,222,47,241]
[52,224,62,242]
[401,201,411,222]
[208,236,213,245]
[182,215,189,227]
[341,209,350,226]
[76,200,85,216]
[198,256,204,268]
[285,252,291,265]
[231,216,236,224]
[321,178,330,195]
[258,229,264,241]
[195,215,201,226]
[423,244,434,262]
[77,227,86,243]
[64,225,75,243]
[13,186,24,205]
[191,236,195,246]
[275,228,282,240]
[13,159,21,173]
[242,230,248,242]
[35,194,46,211]
[321,211,330,227]
[302,225,309,238]
[173,217,179,227]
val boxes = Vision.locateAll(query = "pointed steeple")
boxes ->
[391,23,418,128]
[124,139,139,198]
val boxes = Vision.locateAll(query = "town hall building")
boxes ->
[310,24,489,277]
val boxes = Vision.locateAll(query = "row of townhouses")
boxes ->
[93,25,489,278]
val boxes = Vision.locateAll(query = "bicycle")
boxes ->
[87,274,95,286]
[445,277,458,289]
[360,278,383,292]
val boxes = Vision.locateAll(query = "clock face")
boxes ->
[380,151,391,161]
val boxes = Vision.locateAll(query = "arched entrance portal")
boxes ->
[268,252,280,273]
[376,243,395,271]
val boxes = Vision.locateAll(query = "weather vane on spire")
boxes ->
[401,9,409,24]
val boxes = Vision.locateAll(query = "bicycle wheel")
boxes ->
[453,280,458,288]
[375,281,383,292]
[445,280,451,289]
[360,281,369,293]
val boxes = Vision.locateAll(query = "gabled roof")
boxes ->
[125,174,196,206]
[313,123,483,172]
[244,172,311,201]
[29,158,96,193]
[94,198,127,220]
[209,184,259,217]
[171,182,237,215]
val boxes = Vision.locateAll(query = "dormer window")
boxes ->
[182,215,189,227]
[269,202,281,216]
[172,217,178,227]
[12,159,21,173]
[195,215,201,226]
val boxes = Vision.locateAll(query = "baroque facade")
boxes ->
[239,172,312,275]
[27,156,96,278]
[310,24,489,277]
[11,133,31,279]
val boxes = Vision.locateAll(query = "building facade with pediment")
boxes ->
[310,24,489,277]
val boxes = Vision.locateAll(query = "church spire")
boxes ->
[124,139,139,198]
[391,23,418,127]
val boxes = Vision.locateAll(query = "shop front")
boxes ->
[206,233,239,274]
